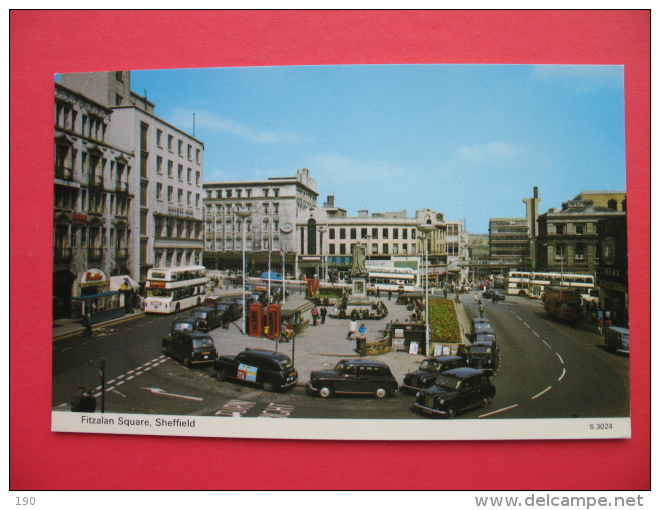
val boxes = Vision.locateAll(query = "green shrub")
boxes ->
[428,299,462,343]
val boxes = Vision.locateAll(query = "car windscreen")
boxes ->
[191,311,207,318]
[433,374,461,390]
[471,345,492,354]
[419,360,441,371]
[476,334,496,342]
[192,338,214,349]
[217,304,229,311]
[173,322,193,331]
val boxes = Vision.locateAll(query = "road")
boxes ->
[53,294,629,421]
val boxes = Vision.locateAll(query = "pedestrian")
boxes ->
[320,306,327,324]
[388,289,392,301]
[311,306,319,326]
[376,288,381,298]
[133,293,140,313]
[82,313,93,336]
[357,323,367,340]
[70,386,85,411]
[474,293,478,303]
[443,288,448,299]
[348,319,357,340]
[478,300,484,318]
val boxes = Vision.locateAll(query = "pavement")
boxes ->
[53,285,474,388]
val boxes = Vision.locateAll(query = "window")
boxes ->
[196,171,201,186]
[187,168,192,183]
[115,94,123,106]
[167,160,173,177]
[156,183,163,201]
[393,228,398,239]
[156,129,163,147]
[361,228,368,239]
[178,140,183,156]
[167,135,173,152]
[329,228,335,240]
[187,144,192,160]
[372,228,378,239]
[273,188,279,197]
[575,224,585,235]
[156,156,163,174]
[350,228,357,240]
[402,243,408,254]
[393,244,398,254]
[382,244,389,254]
[403,229,408,239]
[339,244,346,255]
[575,244,585,261]
[340,228,346,240]
[555,224,564,235]
[329,244,336,255]
[167,186,173,203]
[372,244,378,255]
[178,164,183,181]
[115,71,124,82]
[555,245,565,261]
[382,228,389,239]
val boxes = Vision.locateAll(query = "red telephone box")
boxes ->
[248,303,263,337]
[265,304,282,340]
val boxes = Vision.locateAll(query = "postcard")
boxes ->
[52,64,630,440]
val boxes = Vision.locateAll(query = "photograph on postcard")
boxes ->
[51,64,630,440]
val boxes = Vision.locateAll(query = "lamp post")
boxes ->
[236,207,252,335]
[418,223,437,356]
[280,223,293,305]
[365,234,372,291]
[317,225,327,282]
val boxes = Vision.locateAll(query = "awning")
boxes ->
[109,275,141,291]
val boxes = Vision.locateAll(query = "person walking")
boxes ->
[388,289,392,301]
[348,319,357,340]
[320,306,327,324]
[82,313,93,336]
[357,323,367,340]
[311,306,319,326]
[478,300,485,318]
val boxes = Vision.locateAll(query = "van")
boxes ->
[604,326,629,355]
[261,271,283,281]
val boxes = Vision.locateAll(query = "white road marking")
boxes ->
[531,386,552,400]
[141,387,203,401]
[555,353,564,364]
[523,322,531,328]
[479,404,519,418]
[542,340,552,349]
[558,368,566,382]
[533,331,540,338]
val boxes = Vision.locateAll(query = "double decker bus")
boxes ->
[506,271,531,296]
[144,265,207,314]
[365,266,418,294]
[528,272,595,300]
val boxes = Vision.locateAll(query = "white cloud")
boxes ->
[170,108,313,145]
[457,142,518,164]
[309,152,408,182]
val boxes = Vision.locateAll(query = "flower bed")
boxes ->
[428,298,462,343]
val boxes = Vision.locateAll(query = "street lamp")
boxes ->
[418,223,437,357]
[236,207,252,334]
[317,225,327,282]
[365,234,373,290]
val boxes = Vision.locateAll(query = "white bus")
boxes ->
[506,271,531,296]
[144,265,207,314]
[528,271,595,300]
[365,266,418,294]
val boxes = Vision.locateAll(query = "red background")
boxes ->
[10,10,650,490]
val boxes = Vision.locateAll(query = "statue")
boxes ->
[350,243,368,277]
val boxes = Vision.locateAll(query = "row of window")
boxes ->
[325,243,418,256]
[206,187,280,199]
[155,156,201,186]
[205,202,281,217]
[155,129,201,164]
[154,217,203,239]
[56,102,108,142]
[328,227,418,241]
[54,224,129,250]
[54,186,130,217]
[153,249,202,269]
[155,183,202,208]
[551,223,590,235]
[55,144,130,185]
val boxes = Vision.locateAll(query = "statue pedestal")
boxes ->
[349,277,371,306]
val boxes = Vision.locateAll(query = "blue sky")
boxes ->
[131,64,626,234]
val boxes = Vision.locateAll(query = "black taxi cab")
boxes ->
[213,348,298,392]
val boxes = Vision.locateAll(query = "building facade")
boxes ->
[202,169,318,274]
[535,194,626,276]
[488,217,529,275]
[55,71,205,321]
[54,82,136,318]
[596,215,628,326]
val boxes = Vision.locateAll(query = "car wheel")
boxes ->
[215,368,228,381]
[518,290,526,297]
[482,397,492,407]
[261,380,276,392]
[446,405,457,419]
[375,387,388,398]
[318,386,333,399]
[183,356,192,367]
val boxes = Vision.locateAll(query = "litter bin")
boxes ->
[356,337,367,355]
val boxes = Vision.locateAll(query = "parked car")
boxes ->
[604,326,630,355]
[162,331,218,367]
[413,367,496,418]
[216,301,243,323]
[190,307,222,332]
[307,359,398,398]
[468,341,498,373]
[482,289,506,301]
[401,355,469,394]
[472,317,492,334]
[473,328,497,345]
[213,348,298,392]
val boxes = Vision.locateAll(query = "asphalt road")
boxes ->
[53,295,629,421]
